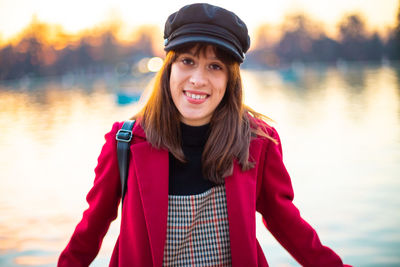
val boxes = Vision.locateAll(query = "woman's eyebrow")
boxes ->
[180,51,195,56]
[180,51,221,61]
[206,56,224,62]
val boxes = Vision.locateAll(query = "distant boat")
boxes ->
[116,91,141,105]
[115,86,143,105]
[278,67,300,82]
[113,72,154,105]
[278,62,305,82]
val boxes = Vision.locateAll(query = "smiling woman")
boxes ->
[58,3,353,266]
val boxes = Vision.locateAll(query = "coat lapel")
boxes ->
[225,161,258,267]
[131,141,169,267]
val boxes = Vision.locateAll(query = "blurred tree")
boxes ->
[385,1,400,60]
[275,14,334,64]
[131,26,159,57]
[338,14,371,61]
[367,33,384,61]
[0,45,15,79]
[0,7,393,80]
[339,14,367,42]
[249,12,386,67]
[311,35,341,62]
[101,32,119,65]
[0,19,163,80]
[15,37,42,76]
[254,24,280,49]
[247,24,281,68]
[276,14,316,63]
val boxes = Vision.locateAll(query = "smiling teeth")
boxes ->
[185,92,207,100]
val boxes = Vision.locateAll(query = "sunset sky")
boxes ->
[0,0,398,43]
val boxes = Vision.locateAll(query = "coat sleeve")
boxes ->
[256,127,351,267]
[58,122,122,267]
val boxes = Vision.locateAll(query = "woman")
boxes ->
[58,3,351,267]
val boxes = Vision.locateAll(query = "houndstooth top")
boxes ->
[163,184,232,267]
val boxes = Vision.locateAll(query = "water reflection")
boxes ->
[0,65,399,266]
[243,64,400,266]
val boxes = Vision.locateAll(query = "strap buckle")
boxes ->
[116,129,132,142]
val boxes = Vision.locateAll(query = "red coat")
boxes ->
[58,120,351,267]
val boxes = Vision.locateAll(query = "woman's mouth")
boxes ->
[184,91,207,99]
[184,90,209,104]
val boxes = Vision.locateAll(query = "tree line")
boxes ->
[0,8,399,81]
[247,11,400,67]
[0,19,158,81]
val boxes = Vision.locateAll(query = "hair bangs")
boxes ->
[171,43,236,66]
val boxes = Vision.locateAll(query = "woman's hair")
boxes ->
[134,43,275,183]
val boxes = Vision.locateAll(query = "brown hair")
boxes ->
[135,44,275,183]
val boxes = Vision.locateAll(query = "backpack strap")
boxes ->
[116,120,136,204]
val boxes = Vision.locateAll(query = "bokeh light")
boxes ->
[147,57,163,72]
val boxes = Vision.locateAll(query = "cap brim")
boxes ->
[164,35,244,63]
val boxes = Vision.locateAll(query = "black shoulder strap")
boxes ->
[116,120,136,204]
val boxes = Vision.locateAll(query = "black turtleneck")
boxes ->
[168,123,217,195]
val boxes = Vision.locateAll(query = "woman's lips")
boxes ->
[184,90,209,104]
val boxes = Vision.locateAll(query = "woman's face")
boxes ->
[169,45,228,126]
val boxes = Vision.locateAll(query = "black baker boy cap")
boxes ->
[164,3,250,63]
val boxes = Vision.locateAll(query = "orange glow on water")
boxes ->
[15,255,58,266]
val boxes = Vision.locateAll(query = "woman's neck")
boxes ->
[180,122,210,147]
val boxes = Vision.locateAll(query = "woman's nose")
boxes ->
[189,68,207,87]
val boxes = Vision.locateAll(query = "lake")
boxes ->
[0,63,399,266]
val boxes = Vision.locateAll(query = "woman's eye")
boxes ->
[209,63,223,70]
[182,58,194,65]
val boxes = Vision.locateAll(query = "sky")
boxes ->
[0,0,398,43]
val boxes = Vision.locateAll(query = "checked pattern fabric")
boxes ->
[163,185,232,267]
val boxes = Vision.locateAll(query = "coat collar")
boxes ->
[131,119,146,140]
